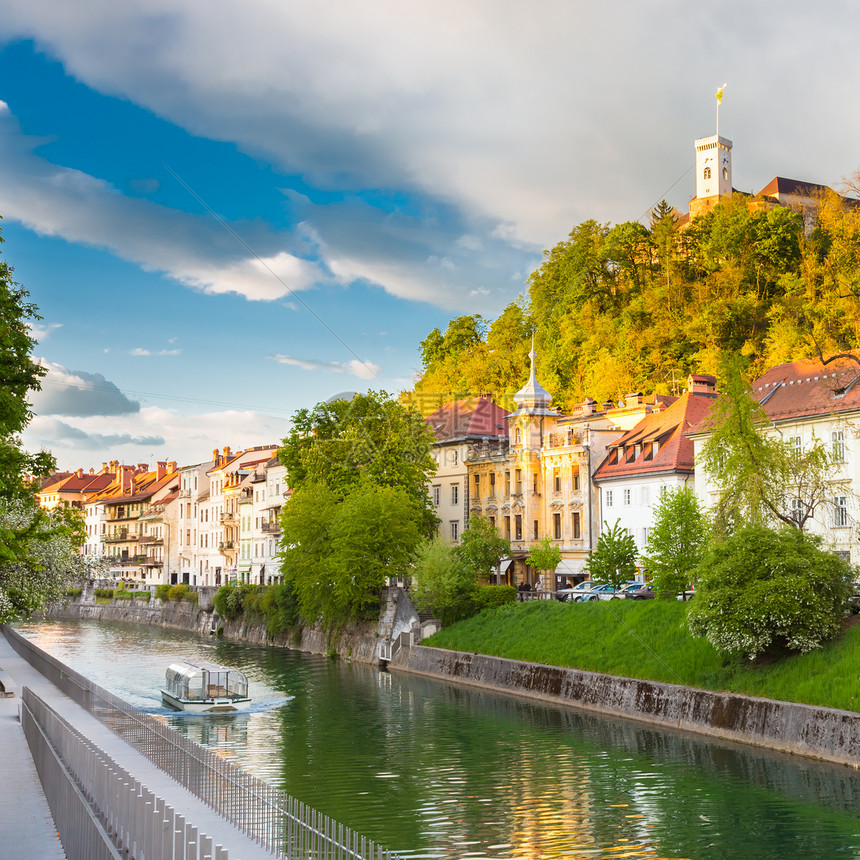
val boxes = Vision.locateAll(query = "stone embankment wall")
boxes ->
[390,645,860,769]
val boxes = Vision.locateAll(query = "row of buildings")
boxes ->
[39,446,287,587]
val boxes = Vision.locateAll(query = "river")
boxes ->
[18,618,860,860]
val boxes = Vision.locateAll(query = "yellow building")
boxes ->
[467,343,671,588]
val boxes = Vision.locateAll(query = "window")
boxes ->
[451,484,459,505]
[515,515,523,541]
[832,430,846,463]
[432,485,440,506]
[703,166,712,179]
[640,486,650,505]
[450,521,459,541]
[553,468,561,492]
[572,467,580,491]
[606,489,614,507]
[722,167,728,180]
[533,520,539,540]
[515,469,522,494]
[489,473,496,496]
[553,513,562,540]
[504,516,511,539]
[572,511,581,539]
[623,488,631,506]
[474,474,480,499]
[641,527,649,546]
[505,472,511,496]
[834,496,849,528]
[788,436,802,456]
[790,497,804,525]
[515,426,522,444]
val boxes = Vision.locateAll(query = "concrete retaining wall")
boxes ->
[392,645,860,768]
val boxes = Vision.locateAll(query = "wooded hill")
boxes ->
[409,192,860,414]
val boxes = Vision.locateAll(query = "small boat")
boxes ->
[161,661,251,712]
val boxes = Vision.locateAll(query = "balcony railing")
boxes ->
[261,521,280,533]
[220,512,238,524]
[219,541,235,552]
[137,535,162,545]
[102,532,131,543]
[145,555,163,566]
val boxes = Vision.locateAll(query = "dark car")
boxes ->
[626,585,656,600]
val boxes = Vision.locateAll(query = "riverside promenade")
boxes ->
[0,630,274,860]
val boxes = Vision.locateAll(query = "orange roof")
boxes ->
[593,390,718,481]
[425,397,509,441]
[752,353,860,421]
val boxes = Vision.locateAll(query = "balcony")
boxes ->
[145,555,163,566]
[220,511,238,524]
[137,535,163,545]
[219,541,235,552]
[102,532,130,543]
[261,521,280,534]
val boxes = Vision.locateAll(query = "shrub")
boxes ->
[474,584,517,610]
[168,583,188,602]
[155,584,170,601]
[259,582,300,637]
[114,589,133,600]
[64,588,82,597]
[687,525,855,660]
[213,582,253,619]
[94,587,114,599]
[134,591,151,602]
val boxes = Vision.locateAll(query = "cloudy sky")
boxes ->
[2,1,859,471]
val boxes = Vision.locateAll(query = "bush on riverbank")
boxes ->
[213,581,301,639]
[424,600,860,713]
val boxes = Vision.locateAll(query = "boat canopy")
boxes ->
[163,661,249,702]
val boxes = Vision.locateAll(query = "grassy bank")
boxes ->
[423,600,860,713]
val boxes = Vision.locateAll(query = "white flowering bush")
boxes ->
[687,525,855,660]
[0,497,89,624]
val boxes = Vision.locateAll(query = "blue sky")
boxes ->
[1,1,859,471]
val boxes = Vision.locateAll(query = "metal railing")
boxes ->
[22,687,229,859]
[6,627,400,860]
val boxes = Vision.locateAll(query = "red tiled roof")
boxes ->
[593,390,719,481]
[425,397,510,441]
[752,353,860,421]
[757,176,831,198]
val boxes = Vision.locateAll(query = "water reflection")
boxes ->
[19,619,860,859]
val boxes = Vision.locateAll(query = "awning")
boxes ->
[555,559,584,576]
[498,559,513,572]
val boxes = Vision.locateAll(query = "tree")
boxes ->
[0,222,88,622]
[700,361,839,535]
[526,536,562,585]
[687,525,854,660]
[585,520,638,592]
[411,536,478,625]
[643,486,707,596]
[279,390,438,537]
[458,515,511,582]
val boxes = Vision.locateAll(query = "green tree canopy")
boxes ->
[279,390,438,538]
[585,520,638,592]
[458,515,511,581]
[687,525,855,659]
[526,535,562,578]
[643,485,707,596]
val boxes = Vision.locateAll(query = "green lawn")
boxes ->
[423,599,860,713]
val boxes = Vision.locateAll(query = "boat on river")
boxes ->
[161,661,251,712]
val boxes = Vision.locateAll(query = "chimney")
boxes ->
[223,446,232,461]
[602,400,615,412]
[157,461,167,480]
[625,392,643,408]
[76,468,84,478]
[687,373,718,394]
[101,462,108,473]
[121,465,135,493]
[212,448,220,466]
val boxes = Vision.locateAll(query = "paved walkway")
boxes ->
[0,631,274,860]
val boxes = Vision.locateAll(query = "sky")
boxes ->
[1,1,859,472]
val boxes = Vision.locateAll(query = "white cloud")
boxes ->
[0,107,325,303]
[130,348,182,356]
[27,321,63,342]
[271,353,380,380]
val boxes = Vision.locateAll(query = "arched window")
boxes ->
[722,167,728,180]
[515,426,522,444]
[703,166,712,180]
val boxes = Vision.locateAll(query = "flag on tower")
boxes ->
[715,83,727,104]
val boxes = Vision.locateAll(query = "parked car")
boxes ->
[848,590,860,615]
[625,585,656,600]
[556,581,594,602]
[574,582,629,601]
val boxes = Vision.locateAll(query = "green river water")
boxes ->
[19,618,860,860]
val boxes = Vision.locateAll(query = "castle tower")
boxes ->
[690,134,732,218]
